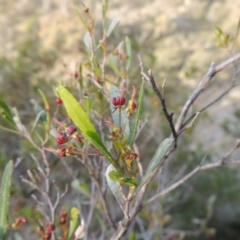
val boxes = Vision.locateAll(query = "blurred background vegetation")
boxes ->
[1,0,240,239]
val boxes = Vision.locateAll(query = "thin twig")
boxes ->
[144,139,240,206]
[181,76,240,130]
[75,156,117,230]
[175,51,240,133]
[140,68,177,147]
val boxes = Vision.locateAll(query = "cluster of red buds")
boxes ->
[56,125,81,157]
[39,223,55,240]
[57,146,74,157]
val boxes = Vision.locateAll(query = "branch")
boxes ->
[144,139,240,206]
[113,184,147,240]
[181,69,240,130]
[174,51,240,133]
[75,156,117,230]
[139,56,177,147]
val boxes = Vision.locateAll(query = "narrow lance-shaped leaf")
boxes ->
[68,207,80,240]
[108,55,122,77]
[128,79,144,146]
[107,17,120,37]
[133,138,173,197]
[125,36,132,71]
[71,180,91,198]
[0,160,13,239]
[0,99,15,127]
[83,32,93,54]
[84,96,93,118]
[56,86,120,171]
[105,164,126,213]
[108,171,137,188]
[75,8,88,29]
[38,89,50,127]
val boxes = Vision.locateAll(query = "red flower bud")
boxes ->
[57,134,68,145]
[66,147,74,156]
[60,208,68,225]
[74,72,79,79]
[112,96,125,107]
[46,223,55,233]
[131,102,137,110]
[56,98,63,105]
[66,126,77,135]
[57,146,66,157]
[14,217,27,228]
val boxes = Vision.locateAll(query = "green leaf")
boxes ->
[56,85,119,171]
[224,34,230,45]
[75,8,88,29]
[12,108,27,134]
[84,96,93,118]
[71,180,91,198]
[206,194,216,217]
[0,160,13,239]
[110,85,130,139]
[68,207,80,240]
[108,168,137,188]
[102,0,108,17]
[107,17,120,37]
[125,36,132,71]
[0,99,15,126]
[129,79,144,146]
[38,89,50,126]
[215,25,230,48]
[133,138,173,197]
[102,0,109,36]
[105,164,126,213]
[83,32,92,53]
[128,232,136,240]
[108,55,122,77]
[108,170,124,181]
[235,17,240,40]
[119,177,137,188]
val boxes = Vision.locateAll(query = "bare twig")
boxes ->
[140,67,178,147]
[75,156,117,230]
[85,181,97,239]
[177,112,200,136]
[175,51,240,133]
[181,75,240,130]
[144,139,240,206]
